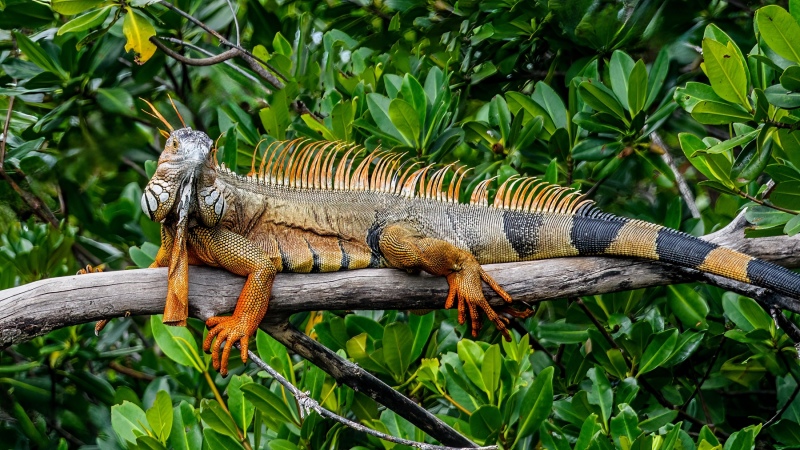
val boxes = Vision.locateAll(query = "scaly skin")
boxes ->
[136,128,800,376]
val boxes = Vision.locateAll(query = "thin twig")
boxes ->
[150,37,240,66]
[0,94,13,168]
[681,339,725,409]
[651,132,700,219]
[160,37,262,86]
[223,0,240,46]
[765,351,800,428]
[239,343,496,450]
[155,0,286,88]
[736,189,798,215]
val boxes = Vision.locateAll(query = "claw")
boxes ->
[443,262,515,340]
[203,315,255,376]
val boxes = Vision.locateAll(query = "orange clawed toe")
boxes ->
[444,264,514,341]
[203,316,253,376]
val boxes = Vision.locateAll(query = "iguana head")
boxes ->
[141,127,228,228]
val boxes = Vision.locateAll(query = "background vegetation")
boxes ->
[3,0,800,448]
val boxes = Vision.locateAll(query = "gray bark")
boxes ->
[1,210,799,347]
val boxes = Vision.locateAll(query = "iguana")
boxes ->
[129,103,800,376]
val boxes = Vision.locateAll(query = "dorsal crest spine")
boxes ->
[238,139,593,214]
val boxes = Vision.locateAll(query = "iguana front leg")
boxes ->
[379,224,513,339]
[191,227,278,376]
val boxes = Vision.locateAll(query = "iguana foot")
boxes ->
[444,262,513,340]
[77,265,111,334]
[203,315,255,376]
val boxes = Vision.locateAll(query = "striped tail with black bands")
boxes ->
[570,205,800,300]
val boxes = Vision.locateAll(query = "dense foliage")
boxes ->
[4,0,800,448]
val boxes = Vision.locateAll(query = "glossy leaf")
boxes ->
[383,322,413,380]
[578,80,627,122]
[514,366,554,444]
[667,284,709,330]
[57,6,112,35]
[637,329,678,375]
[702,38,749,107]
[627,60,648,115]
[388,98,420,147]
[122,7,156,63]
[757,5,800,63]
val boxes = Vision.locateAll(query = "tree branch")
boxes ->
[2,219,800,347]
[256,318,484,449]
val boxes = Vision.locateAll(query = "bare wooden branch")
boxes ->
[2,219,800,346]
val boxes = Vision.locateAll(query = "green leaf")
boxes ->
[203,429,245,450]
[665,331,705,367]
[408,312,434,361]
[96,87,134,116]
[506,91,556,137]
[765,84,800,109]
[587,367,613,426]
[136,436,167,450]
[199,399,239,439]
[481,344,501,400]
[489,95,511,143]
[771,181,800,210]
[168,402,200,450]
[330,100,355,141]
[300,114,336,141]
[722,294,774,332]
[514,366,554,445]
[401,74,427,131]
[785,214,800,235]
[702,38,750,108]
[667,285,709,330]
[627,60,648,115]
[388,98,421,147]
[646,48,670,109]
[457,339,486,391]
[781,66,800,91]
[146,390,173,444]
[57,6,112,35]
[221,126,238,169]
[578,80,628,122]
[538,321,589,344]
[383,322,413,380]
[227,374,254,433]
[772,419,800,445]
[691,100,752,124]
[240,383,296,431]
[533,81,568,130]
[122,7,156,63]
[12,32,68,81]
[610,50,635,111]
[469,405,502,441]
[366,93,405,143]
[150,315,203,371]
[51,0,104,15]
[272,32,292,56]
[111,401,148,446]
[756,5,800,63]
[637,329,678,375]
[610,404,642,447]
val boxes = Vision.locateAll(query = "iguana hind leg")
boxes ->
[378,224,513,339]
[191,227,277,376]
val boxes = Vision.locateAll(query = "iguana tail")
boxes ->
[570,205,800,299]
